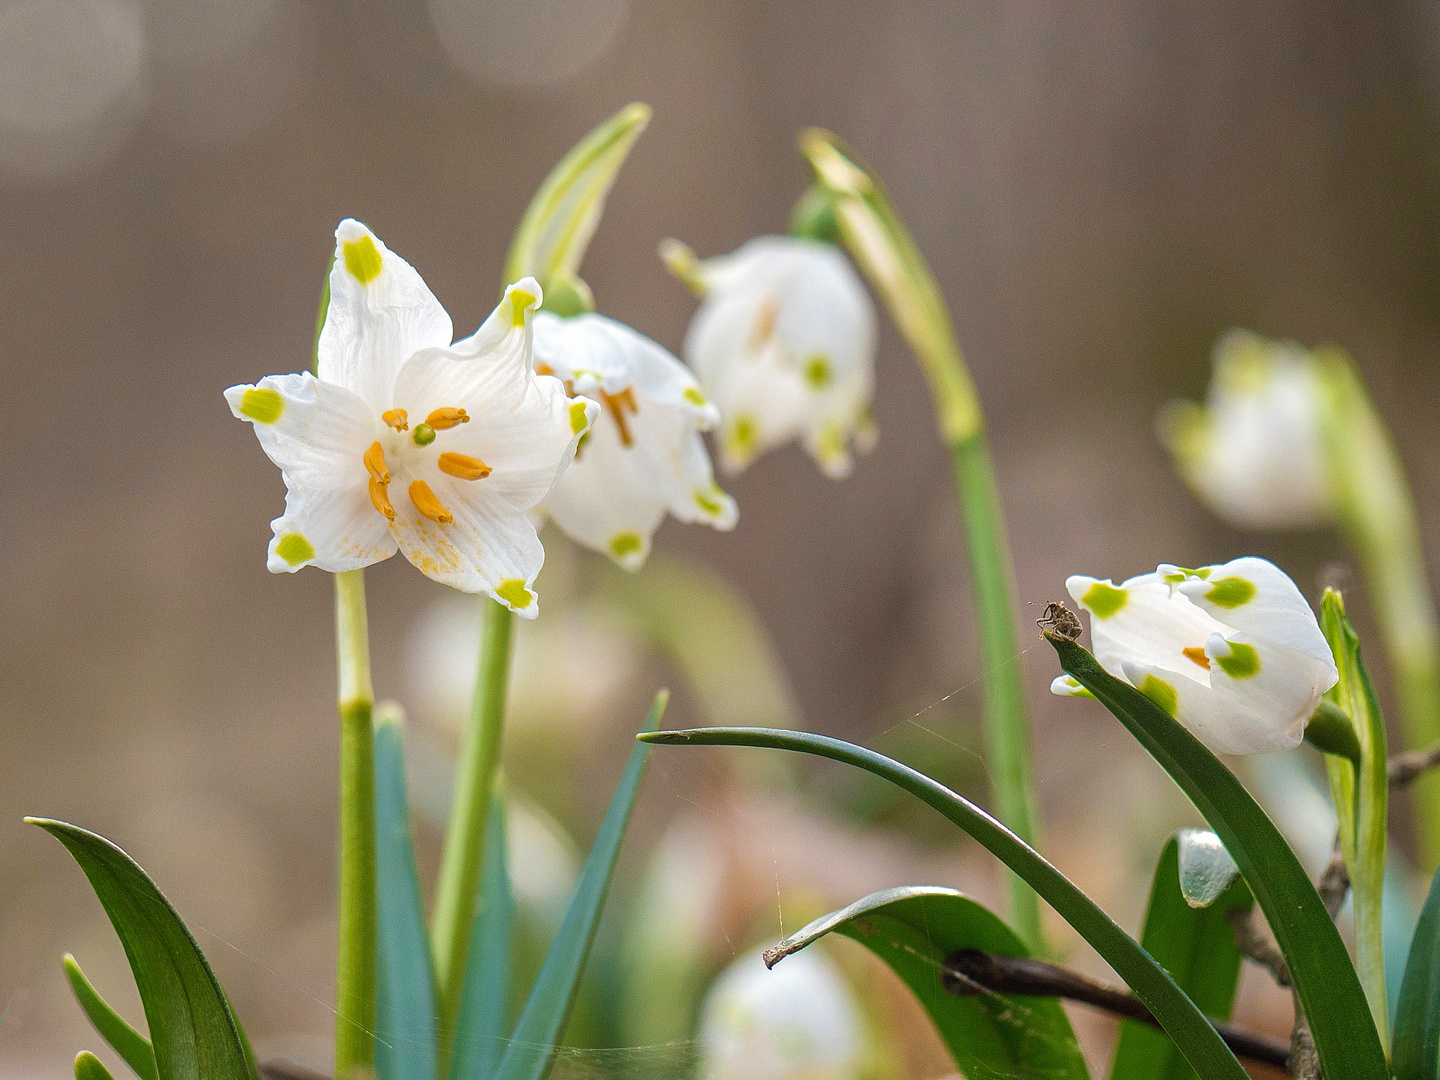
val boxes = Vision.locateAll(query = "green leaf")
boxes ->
[63,954,158,1080]
[503,102,651,291]
[28,818,259,1080]
[1175,828,1240,909]
[374,707,438,1080]
[1394,863,1440,1078]
[449,785,514,1080]
[1318,588,1390,1046]
[766,886,1089,1079]
[1109,835,1252,1080]
[1049,636,1389,1080]
[637,727,1250,1080]
[492,691,667,1080]
[74,1052,118,1080]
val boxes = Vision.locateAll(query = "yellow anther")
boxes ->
[599,387,638,448]
[426,407,470,430]
[363,441,390,483]
[369,477,396,521]
[382,409,409,432]
[409,479,453,523]
[1183,646,1211,670]
[438,452,492,480]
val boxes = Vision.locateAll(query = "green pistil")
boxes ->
[412,424,436,447]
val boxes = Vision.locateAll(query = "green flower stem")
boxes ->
[799,130,1043,953]
[334,568,377,1079]
[430,598,515,1068]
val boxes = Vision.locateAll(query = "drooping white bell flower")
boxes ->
[531,311,737,569]
[698,946,864,1080]
[225,219,597,617]
[1052,556,1338,754]
[673,235,876,478]
[1159,329,1334,529]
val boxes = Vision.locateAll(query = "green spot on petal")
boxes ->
[1206,576,1257,608]
[1081,581,1128,619]
[510,288,537,326]
[275,532,315,566]
[1215,641,1261,679]
[804,353,832,389]
[342,235,382,284]
[609,531,644,560]
[239,387,283,424]
[1139,674,1178,717]
[694,487,724,516]
[683,386,708,407]
[569,400,591,435]
[728,414,759,456]
[412,423,436,447]
[496,578,533,610]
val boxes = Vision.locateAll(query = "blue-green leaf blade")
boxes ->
[449,785,513,1080]
[637,727,1250,1080]
[1109,834,1252,1080]
[63,954,158,1080]
[492,691,667,1080]
[767,886,1089,1078]
[1393,863,1440,1078]
[29,818,258,1080]
[374,708,438,1080]
[1050,636,1388,1080]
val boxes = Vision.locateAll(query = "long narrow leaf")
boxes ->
[1394,864,1440,1078]
[492,691,667,1080]
[1318,589,1389,1044]
[375,707,438,1080]
[767,887,1089,1078]
[1049,636,1388,1080]
[29,818,259,1080]
[63,954,158,1080]
[449,786,514,1080]
[74,1052,118,1080]
[1109,834,1251,1080]
[637,727,1250,1080]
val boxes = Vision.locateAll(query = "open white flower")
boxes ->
[225,219,597,616]
[675,235,876,478]
[1159,329,1333,529]
[532,311,737,569]
[1052,556,1338,754]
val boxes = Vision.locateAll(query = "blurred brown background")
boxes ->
[4,1,1440,1076]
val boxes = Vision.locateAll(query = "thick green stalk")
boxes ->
[430,599,514,1068]
[334,569,377,1079]
[799,131,1043,952]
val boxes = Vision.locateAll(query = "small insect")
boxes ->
[1037,600,1082,641]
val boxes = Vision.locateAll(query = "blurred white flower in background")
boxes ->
[665,236,877,479]
[698,946,864,1080]
[0,0,147,180]
[428,0,627,90]
[1158,329,1334,529]
[533,311,737,570]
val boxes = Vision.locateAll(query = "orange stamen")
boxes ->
[747,294,780,350]
[426,407,470,430]
[409,479,453,523]
[599,386,638,447]
[363,441,390,483]
[536,363,554,376]
[381,409,409,431]
[1183,646,1211,670]
[369,477,395,520]
[438,452,492,480]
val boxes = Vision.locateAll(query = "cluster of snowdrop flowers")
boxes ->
[1052,556,1338,755]
[666,235,877,479]
[1158,329,1334,529]
[226,220,598,616]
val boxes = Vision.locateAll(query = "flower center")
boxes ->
[363,405,489,525]
[599,387,639,447]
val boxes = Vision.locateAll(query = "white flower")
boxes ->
[1159,329,1333,529]
[225,219,597,616]
[1052,556,1338,754]
[531,311,737,569]
[698,947,863,1080]
[679,235,876,478]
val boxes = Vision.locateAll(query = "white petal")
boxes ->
[1067,572,1225,687]
[544,421,670,570]
[265,484,397,574]
[317,219,453,414]
[1175,557,1337,670]
[1050,674,1094,699]
[531,311,635,397]
[225,372,375,489]
[1201,634,1327,752]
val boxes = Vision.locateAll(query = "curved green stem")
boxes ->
[798,131,1042,952]
[334,569,376,1079]
[431,598,514,1070]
